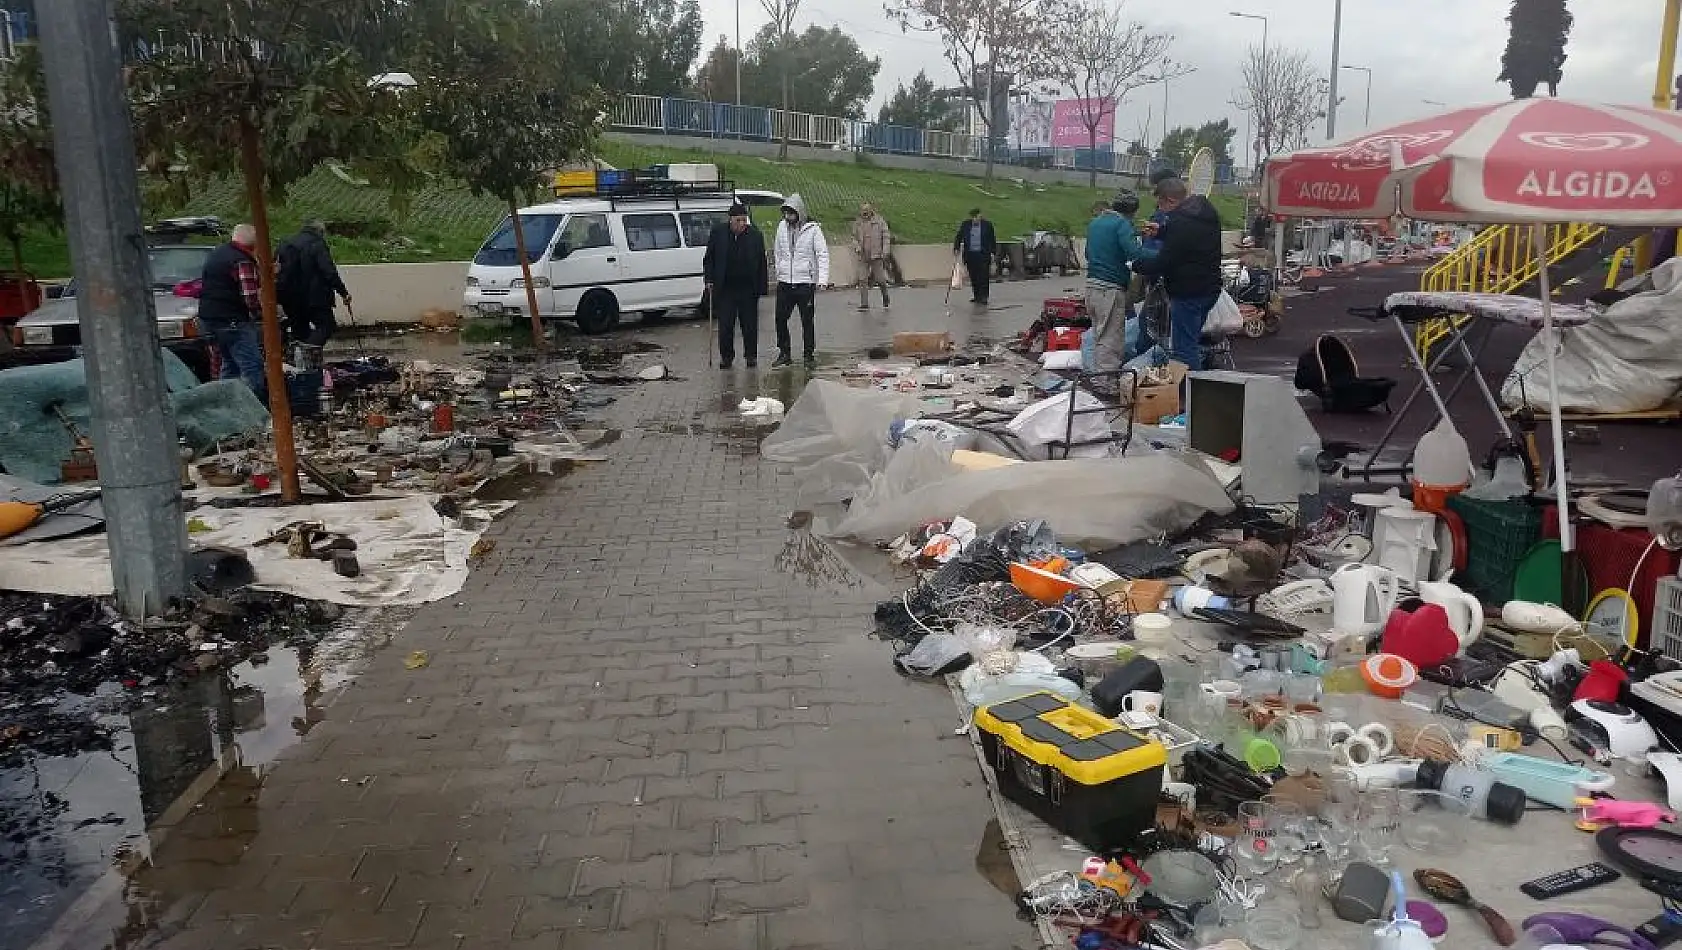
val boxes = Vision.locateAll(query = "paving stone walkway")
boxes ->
[59,303,1039,950]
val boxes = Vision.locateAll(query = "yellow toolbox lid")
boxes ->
[975,691,1167,786]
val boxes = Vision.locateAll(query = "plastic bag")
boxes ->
[1140,281,1171,343]
[1041,349,1084,370]
[1204,290,1244,337]
[953,621,1018,661]
[1005,390,1112,454]
[894,633,973,677]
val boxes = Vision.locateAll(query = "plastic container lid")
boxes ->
[1361,653,1418,699]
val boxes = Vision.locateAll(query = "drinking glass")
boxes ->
[1247,901,1304,950]
[1195,899,1252,946]
[1358,786,1402,866]
[1280,711,1328,777]
[1263,797,1308,867]
[1236,800,1279,875]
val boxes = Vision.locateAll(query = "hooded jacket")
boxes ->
[1133,195,1223,298]
[277,226,348,311]
[774,194,830,286]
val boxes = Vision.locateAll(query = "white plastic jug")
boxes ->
[1413,418,1472,487]
[1417,580,1484,649]
[1331,563,1400,636]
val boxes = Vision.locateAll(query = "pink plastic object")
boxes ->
[1408,901,1448,939]
[1581,799,1676,828]
[172,278,202,298]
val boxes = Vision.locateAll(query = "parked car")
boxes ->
[7,217,222,380]
[463,183,783,335]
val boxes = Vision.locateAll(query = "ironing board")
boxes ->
[1345,292,1596,481]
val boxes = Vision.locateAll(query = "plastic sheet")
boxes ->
[760,379,922,506]
[893,633,972,677]
[1499,259,1682,413]
[0,352,267,484]
[827,452,1235,549]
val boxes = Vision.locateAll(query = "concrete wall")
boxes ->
[341,263,467,325]
[606,131,1149,191]
[342,231,1237,323]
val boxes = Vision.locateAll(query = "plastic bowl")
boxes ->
[1010,562,1081,604]
[1397,789,1472,854]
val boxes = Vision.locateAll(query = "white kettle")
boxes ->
[1417,580,1484,649]
[1331,563,1400,636]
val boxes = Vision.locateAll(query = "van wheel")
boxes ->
[576,291,620,335]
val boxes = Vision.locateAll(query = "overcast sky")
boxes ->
[692,0,1672,161]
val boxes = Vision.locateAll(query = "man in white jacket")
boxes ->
[771,193,830,369]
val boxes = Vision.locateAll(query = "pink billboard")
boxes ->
[1050,98,1116,148]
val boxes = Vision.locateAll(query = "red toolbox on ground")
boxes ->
[1045,326,1084,351]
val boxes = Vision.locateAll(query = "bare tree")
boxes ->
[1047,0,1184,187]
[760,0,803,160]
[885,0,1066,183]
[1232,43,1325,161]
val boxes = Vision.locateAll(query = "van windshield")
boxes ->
[473,214,563,267]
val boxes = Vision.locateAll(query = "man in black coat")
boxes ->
[953,208,997,305]
[702,202,769,369]
[276,220,351,347]
[1133,177,1223,370]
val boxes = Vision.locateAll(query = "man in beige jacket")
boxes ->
[850,203,892,312]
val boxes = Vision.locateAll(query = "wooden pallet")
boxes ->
[1555,403,1682,423]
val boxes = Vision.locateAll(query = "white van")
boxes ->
[463,186,784,334]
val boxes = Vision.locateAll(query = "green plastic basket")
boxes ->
[1447,495,1544,603]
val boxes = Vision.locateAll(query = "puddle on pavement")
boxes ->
[974,819,1023,899]
[0,610,402,950]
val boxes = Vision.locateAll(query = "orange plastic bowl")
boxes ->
[1361,653,1419,699]
[1010,562,1081,605]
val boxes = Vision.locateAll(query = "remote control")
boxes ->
[1520,863,1621,899]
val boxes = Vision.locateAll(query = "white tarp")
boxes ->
[0,494,505,606]
[1500,258,1682,414]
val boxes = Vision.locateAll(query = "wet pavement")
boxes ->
[8,271,1680,950]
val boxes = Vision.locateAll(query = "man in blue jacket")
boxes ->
[1083,190,1152,390]
[1133,176,1224,371]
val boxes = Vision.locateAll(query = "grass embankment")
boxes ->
[13,140,1244,277]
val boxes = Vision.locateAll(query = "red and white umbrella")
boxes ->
[1262,98,1682,224]
[1263,98,1682,562]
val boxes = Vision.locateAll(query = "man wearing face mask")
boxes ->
[771,193,830,369]
[703,201,769,369]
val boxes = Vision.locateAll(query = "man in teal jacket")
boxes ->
[1084,190,1152,391]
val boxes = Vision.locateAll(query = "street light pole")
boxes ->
[37,0,188,618]
[1327,0,1344,140]
[1231,11,1268,155]
[735,0,742,110]
[1341,65,1372,127]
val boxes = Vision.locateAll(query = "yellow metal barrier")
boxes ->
[1415,223,1605,363]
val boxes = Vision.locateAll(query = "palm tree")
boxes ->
[1497,0,1573,98]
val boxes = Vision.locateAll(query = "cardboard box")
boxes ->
[1133,386,1177,425]
[892,331,953,356]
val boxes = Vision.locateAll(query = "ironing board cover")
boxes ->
[1382,291,1596,330]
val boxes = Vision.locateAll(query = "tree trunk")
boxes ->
[1089,126,1099,189]
[779,37,791,162]
[509,198,546,349]
[237,113,300,503]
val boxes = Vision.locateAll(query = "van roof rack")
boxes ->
[552,172,738,207]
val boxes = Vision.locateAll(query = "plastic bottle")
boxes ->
[1413,419,1472,487]
[1293,853,1326,929]
[1414,759,1525,824]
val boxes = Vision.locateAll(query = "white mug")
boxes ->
[1123,690,1163,718]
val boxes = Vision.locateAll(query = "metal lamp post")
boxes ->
[1341,64,1372,127]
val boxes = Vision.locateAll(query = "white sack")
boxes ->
[825,452,1235,550]
[1500,258,1682,414]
